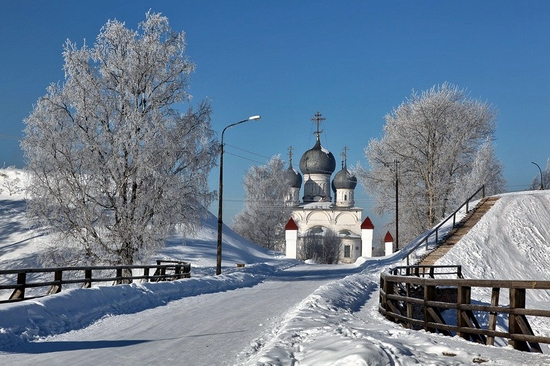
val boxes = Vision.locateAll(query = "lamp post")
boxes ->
[216,115,261,275]
[532,161,544,190]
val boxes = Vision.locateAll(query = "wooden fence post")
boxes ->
[142,267,150,283]
[115,268,123,285]
[9,272,27,300]
[82,269,92,288]
[379,275,392,318]
[509,288,530,351]
[424,284,437,332]
[487,287,500,346]
[47,270,63,294]
[457,285,471,340]
[406,282,413,329]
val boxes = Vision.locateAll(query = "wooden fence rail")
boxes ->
[0,260,190,304]
[380,265,550,353]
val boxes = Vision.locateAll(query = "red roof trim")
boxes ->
[285,218,298,230]
[361,217,374,229]
[384,231,394,242]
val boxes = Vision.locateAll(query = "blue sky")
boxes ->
[1,1,549,227]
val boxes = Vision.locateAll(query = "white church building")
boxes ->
[284,112,377,263]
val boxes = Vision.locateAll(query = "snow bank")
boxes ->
[0,270,266,349]
[242,264,550,366]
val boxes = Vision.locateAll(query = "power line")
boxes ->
[224,152,268,165]
[224,144,272,160]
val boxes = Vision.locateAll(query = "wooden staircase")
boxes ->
[419,196,500,266]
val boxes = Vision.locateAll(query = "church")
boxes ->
[284,112,375,263]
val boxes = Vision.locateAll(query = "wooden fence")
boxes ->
[0,260,190,304]
[379,265,550,353]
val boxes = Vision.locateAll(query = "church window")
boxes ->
[344,245,351,258]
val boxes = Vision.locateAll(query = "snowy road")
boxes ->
[0,266,356,366]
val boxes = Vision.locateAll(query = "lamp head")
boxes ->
[248,115,261,121]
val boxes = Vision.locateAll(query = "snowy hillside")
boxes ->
[1,168,550,365]
[438,191,550,282]
[0,168,276,272]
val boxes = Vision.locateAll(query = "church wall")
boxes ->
[304,210,333,228]
[289,206,363,263]
[335,188,355,207]
[334,211,360,227]
[303,173,332,202]
[285,187,301,206]
[340,237,362,263]
[292,208,362,237]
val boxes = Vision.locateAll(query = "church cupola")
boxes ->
[333,147,357,207]
[299,139,336,176]
[284,146,302,206]
[299,112,336,203]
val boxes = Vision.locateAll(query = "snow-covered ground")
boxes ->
[1,168,550,365]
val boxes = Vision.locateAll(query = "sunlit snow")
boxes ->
[1,169,550,365]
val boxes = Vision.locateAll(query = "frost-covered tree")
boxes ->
[360,83,503,244]
[529,160,550,190]
[0,168,23,196]
[452,137,506,203]
[232,156,291,252]
[21,12,218,267]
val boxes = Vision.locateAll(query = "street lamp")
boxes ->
[216,115,261,275]
[532,161,544,190]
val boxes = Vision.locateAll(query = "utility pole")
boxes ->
[384,159,399,251]
[394,159,399,251]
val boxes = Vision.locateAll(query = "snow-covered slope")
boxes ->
[0,168,278,272]
[438,190,550,281]
[1,168,550,365]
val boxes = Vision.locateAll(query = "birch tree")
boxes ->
[360,83,504,244]
[232,156,291,252]
[22,12,218,267]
